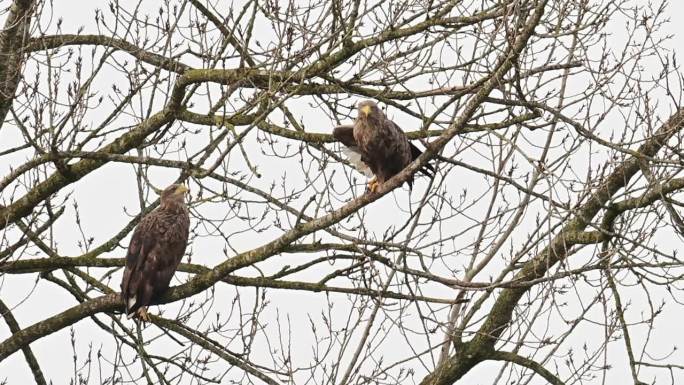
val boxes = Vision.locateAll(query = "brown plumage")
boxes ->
[333,100,435,192]
[121,183,190,321]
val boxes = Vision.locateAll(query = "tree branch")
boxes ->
[0,299,47,385]
[490,350,565,385]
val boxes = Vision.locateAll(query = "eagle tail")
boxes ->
[410,143,436,178]
[418,163,436,177]
[125,295,138,318]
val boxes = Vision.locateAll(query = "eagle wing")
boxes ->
[385,119,436,178]
[333,125,374,177]
[121,215,157,315]
[333,120,436,183]
[121,210,189,317]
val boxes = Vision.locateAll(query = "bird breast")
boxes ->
[353,119,385,152]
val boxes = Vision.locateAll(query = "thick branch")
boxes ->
[0,299,47,385]
[0,0,554,366]
[0,0,35,128]
[0,294,120,362]
[0,110,174,230]
[0,256,461,304]
[468,108,684,355]
[178,109,539,143]
[25,34,190,73]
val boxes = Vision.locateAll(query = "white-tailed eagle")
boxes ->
[121,184,190,321]
[333,100,434,192]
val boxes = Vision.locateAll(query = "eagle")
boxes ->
[333,100,435,192]
[121,183,190,321]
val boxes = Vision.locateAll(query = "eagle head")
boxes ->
[160,183,189,206]
[357,100,380,120]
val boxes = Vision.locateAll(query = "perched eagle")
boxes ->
[121,183,190,321]
[333,100,435,192]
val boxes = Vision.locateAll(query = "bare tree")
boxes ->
[1,0,683,384]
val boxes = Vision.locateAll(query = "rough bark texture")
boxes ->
[1,1,683,384]
[0,0,34,129]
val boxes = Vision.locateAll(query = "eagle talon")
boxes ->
[136,307,151,323]
[367,179,380,193]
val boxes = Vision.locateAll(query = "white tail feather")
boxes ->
[126,296,137,318]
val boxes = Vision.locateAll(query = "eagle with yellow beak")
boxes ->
[121,183,190,321]
[333,100,434,192]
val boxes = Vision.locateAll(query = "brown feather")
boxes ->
[121,184,190,317]
[332,125,357,148]
[349,100,433,189]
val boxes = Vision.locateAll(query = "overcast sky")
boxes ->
[1,1,684,384]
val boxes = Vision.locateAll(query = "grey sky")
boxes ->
[1,1,684,384]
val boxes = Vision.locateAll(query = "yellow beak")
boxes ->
[360,105,371,116]
[175,185,189,194]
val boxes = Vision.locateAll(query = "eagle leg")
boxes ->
[136,306,151,322]
[367,178,380,193]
